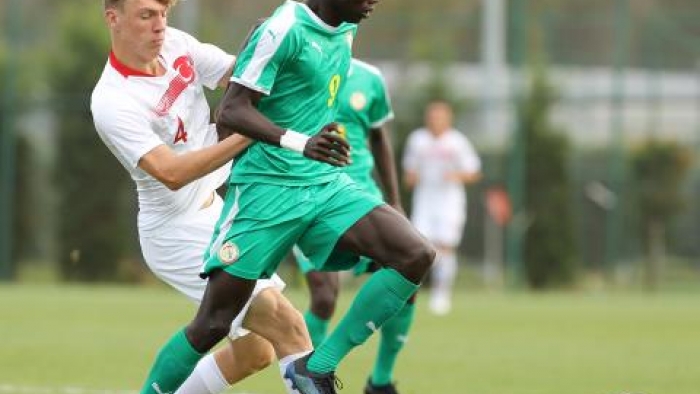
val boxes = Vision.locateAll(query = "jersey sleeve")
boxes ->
[456,134,482,173]
[231,16,299,95]
[180,30,235,90]
[368,71,395,129]
[91,95,164,171]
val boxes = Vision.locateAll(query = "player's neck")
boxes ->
[429,128,449,137]
[305,0,342,26]
[110,45,164,77]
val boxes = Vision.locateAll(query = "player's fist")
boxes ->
[303,123,351,166]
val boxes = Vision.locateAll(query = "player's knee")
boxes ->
[403,241,437,283]
[310,289,337,318]
[243,343,275,373]
[188,315,233,350]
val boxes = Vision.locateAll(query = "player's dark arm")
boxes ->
[217,83,351,166]
[369,125,403,210]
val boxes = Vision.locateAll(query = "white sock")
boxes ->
[279,350,312,394]
[175,353,230,394]
[432,252,457,301]
[279,350,312,376]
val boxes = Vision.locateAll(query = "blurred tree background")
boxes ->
[3,0,700,290]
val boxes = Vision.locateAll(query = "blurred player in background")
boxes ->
[293,58,416,394]
[402,100,482,315]
[91,1,312,393]
[136,0,436,393]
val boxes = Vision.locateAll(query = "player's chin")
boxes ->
[347,10,372,23]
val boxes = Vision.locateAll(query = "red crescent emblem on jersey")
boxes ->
[173,55,195,83]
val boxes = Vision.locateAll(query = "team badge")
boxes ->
[218,241,239,265]
[350,92,367,111]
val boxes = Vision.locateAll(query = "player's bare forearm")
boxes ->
[370,126,402,209]
[403,171,418,189]
[446,171,482,184]
[217,83,350,166]
[138,135,251,191]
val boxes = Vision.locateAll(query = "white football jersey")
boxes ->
[402,128,481,213]
[91,28,234,235]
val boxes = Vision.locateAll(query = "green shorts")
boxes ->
[293,244,374,275]
[349,173,383,201]
[291,173,384,275]
[203,173,384,279]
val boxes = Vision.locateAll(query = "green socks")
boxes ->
[304,310,330,347]
[307,268,418,374]
[371,302,416,385]
[140,328,203,394]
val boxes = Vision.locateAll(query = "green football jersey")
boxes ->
[336,59,394,183]
[230,0,357,185]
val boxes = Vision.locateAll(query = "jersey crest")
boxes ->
[155,55,196,116]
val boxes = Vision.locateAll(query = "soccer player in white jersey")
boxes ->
[402,100,482,315]
[90,1,313,394]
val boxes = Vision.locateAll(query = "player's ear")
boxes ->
[105,8,119,28]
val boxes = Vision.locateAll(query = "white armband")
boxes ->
[279,129,309,154]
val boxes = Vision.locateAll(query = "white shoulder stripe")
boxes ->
[239,2,297,87]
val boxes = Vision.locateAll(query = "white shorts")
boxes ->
[140,195,285,339]
[411,205,465,248]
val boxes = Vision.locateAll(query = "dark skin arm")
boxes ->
[215,18,266,142]
[369,125,403,212]
[216,84,351,166]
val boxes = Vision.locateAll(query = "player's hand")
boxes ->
[303,123,351,166]
[444,171,463,183]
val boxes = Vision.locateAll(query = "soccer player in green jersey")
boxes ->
[138,1,435,394]
[293,58,415,394]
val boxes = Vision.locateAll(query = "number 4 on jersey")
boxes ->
[174,116,188,144]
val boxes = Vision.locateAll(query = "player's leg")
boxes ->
[428,212,465,315]
[141,183,312,394]
[177,334,273,394]
[141,199,276,394]
[140,270,257,394]
[242,286,313,359]
[293,246,340,347]
[305,271,340,346]
[178,280,312,394]
[363,259,417,393]
[429,245,457,315]
[290,178,435,374]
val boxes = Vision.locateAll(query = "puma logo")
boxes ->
[311,41,323,54]
[366,321,378,332]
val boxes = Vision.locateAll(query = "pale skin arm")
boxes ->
[445,170,482,184]
[138,133,251,191]
[404,169,482,187]
[217,63,235,89]
[403,170,419,190]
[138,57,251,191]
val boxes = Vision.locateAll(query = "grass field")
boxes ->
[1,284,700,394]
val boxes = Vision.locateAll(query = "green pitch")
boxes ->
[1,284,699,394]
